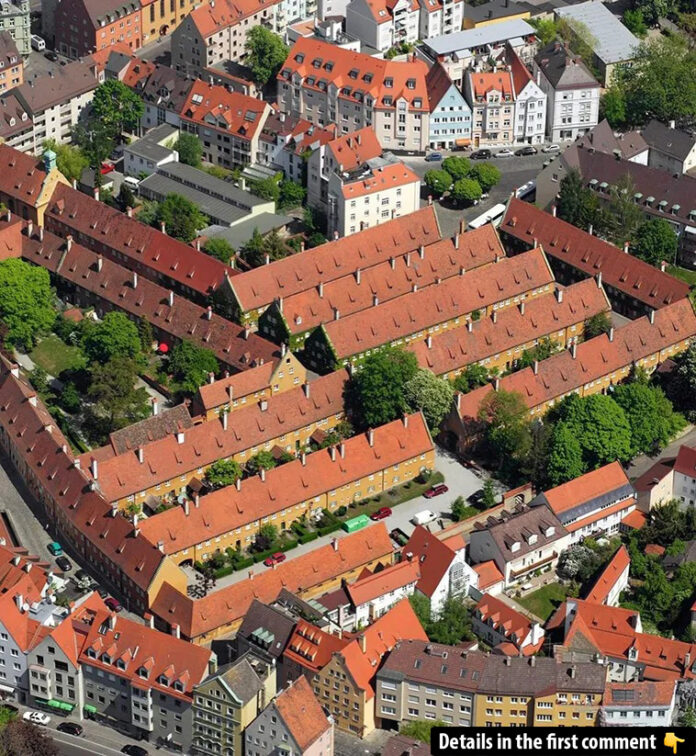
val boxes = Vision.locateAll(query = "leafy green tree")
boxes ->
[529,17,558,45]
[633,0,671,25]
[348,346,419,429]
[0,259,55,348]
[91,80,144,137]
[424,169,452,196]
[605,174,642,246]
[441,156,471,181]
[623,8,648,36]
[0,719,59,756]
[409,592,431,628]
[663,343,696,421]
[249,176,281,203]
[245,27,289,86]
[600,87,628,128]
[451,177,482,205]
[426,597,474,644]
[557,18,598,75]
[451,496,472,522]
[59,382,81,414]
[72,121,115,177]
[452,364,491,394]
[204,237,235,264]
[195,563,216,596]
[517,337,558,370]
[138,318,154,353]
[135,199,159,227]
[278,180,305,210]
[547,421,585,485]
[478,389,531,474]
[205,458,243,488]
[481,478,496,509]
[256,523,278,549]
[583,311,612,340]
[680,707,696,727]
[0,705,17,729]
[117,182,136,211]
[29,366,50,397]
[44,139,88,183]
[154,194,209,243]
[633,218,678,267]
[470,163,501,192]
[86,357,150,439]
[168,340,219,395]
[175,133,203,167]
[400,720,447,744]
[247,451,277,475]
[613,382,685,456]
[83,312,141,364]
[557,168,591,228]
[403,369,454,431]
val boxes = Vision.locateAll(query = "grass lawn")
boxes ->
[517,582,568,621]
[667,264,696,287]
[30,334,86,376]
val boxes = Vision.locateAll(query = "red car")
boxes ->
[100,161,115,175]
[104,596,123,612]
[424,484,449,499]
[370,507,392,521]
[264,552,286,567]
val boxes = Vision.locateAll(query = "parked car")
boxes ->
[122,746,149,756]
[55,556,72,572]
[495,149,514,158]
[57,722,83,736]
[104,596,123,612]
[44,51,58,62]
[389,528,409,546]
[100,161,115,175]
[542,144,560,153]
[47,542,63,556]
[23,711,50,725]
[425,152,443,162]
[263,552,286,567]
[412,510,437,526]
[471,149,492,160]
[30,35,46,51]
[515,146,537,156]
[468,489,485,505]
[370,507,392,521]
[423,484,449,499]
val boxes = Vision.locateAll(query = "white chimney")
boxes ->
[151,396,159,416]
[91,458,98,479]
[138,447,144,463]
[132,271,138,288]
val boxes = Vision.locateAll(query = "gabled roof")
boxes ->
[673,445,696,478]
[425,63,458,112]
[473,560,504,591]
[585,545,630,605]
[274,677,331,751]
[15,60,98,114]
[236,599,296,660]
[0,146,49,205]
[642,119,696,162]
[534,41,599,91]
[604,680,676,708]
[341,163,420,199]
[285,620,349,671]
[470,71,514,100]
[538,462,632,516]
[401,526,456,598]
[633,459,674,493]
[475,593,533,645]
[188,0,278,37]
[77,0,139,27]
[500,198,690,308]
[196,360,277,412]
[326,127,382,171]
[346,559,421,607]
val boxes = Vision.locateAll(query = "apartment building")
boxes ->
[509,50,546,146]
[150,524,395,641]
[136,414,434,561]
[346,0,420,53]
[135,63,194,131]
[259,222,504,349]
[500,197,691,318]
[140,0,206,46]
[531,463,636,544]
[406,277,610,380]
[602,681,677,727]
[192,654,275,756]
[0,60,98,154]
[445,298,696,454]
[0,0,29,56]
[427,63,472,150]
[465,69,515,148]
[246,676,333,756]
[171,0,279,79]
[418,0,464,41]
[0,31,22,93]
[123,123,178,177]
[277,38,431,153]
[473,594,544,655]
[178,80,271,169]
[585,545,630,607]
[643,119,696,176]
[54,0,141,58]
[533,41,600,142]
[303,247,555,372]
[194,349,306,419]
[284,599,427,736]
[229,205,440,328]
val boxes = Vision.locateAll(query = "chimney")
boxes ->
[569,665,576,679]
[571,343,577,359]
[171,624,180,639]
[519,301,525,315]
[373,294,379,307]
[359,634,367,653]
[368,428,374,447]
[278,297,283,313]
[97,255,103,272]
[588,223,593,236]
[160,221,166,235]
[73,458,81,470]
[551,205,557,217]
[456,393,461,412]
[332,537,338,551]
[265,254,270,265]
[208,655,218,676]
[145,612,155,628]
[176,430,185,444]
[132,271,138,289]
[405,252,411,268]
[533,361,539,375]
[402,414,409,429]
[260,399,268,411]
[301,452,306,466]
[555,288,563,303]
[334,308,340,321]
[660,260,667,272]
[235,478,241,491]
[26,220,33,238]
[419,245,425,259]
[609,327,615,342]
[494,377,500,391]
[222,411,228,431]
[260,467,266,482]
[93,187,100,202]
[281,342,287,357]
[340,441,345,458]
[596,272,602,288]
[467,320,473,333]
[318,281,324,298]
[126,206,133,218]
[330,446,336,461]
[454,233,459,249]
[66,234,73,252]
[91,458,98,480]
[14,594,23,612]
[624,241,630,254]
[168,290,174,306]
[355,268,361,284]
[208,371,215,384]
[303,382,310,398]
[227,385,234,401]
[183,500,189,516]
[649,309,655,324]
[428,195,433,206]
[39,226,44,242]
[151,396,159,416]
[206,306,213,321]
[530,655,536,667]
[9,363,19,378]
[138,447,144,463]
[492,311,497,324]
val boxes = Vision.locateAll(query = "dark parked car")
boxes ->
[105,596,123,612]
[425,152,443,162]
[471,149,492,160]
[122,746,149,756]
[515,146,538,156]
[55,556,72,572]
[424,484,449,499]
[57,722,83,736]
[44,51,58,62]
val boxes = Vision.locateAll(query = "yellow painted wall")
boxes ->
[463,10,530,29]
[141,0,207,44]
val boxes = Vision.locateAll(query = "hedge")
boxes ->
[318,521,341,537]
[299,531,319,545]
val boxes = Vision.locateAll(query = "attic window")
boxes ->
[87,648,96,659]
[384,78,393,88]
[414,98,422,108]
[312,58,322,68]
[138,667,149,678]
[406,79,416,89]
[383,96,393,106]
[294,53,305,63]
[510,542,520,553]
[191,94,203,105]
[363,73,373,82]
[158,675,170,686]
[102,654,111,665]
[324,61,334,71]
[173,680,184,692]
[349,69,359,79]
[117,659,126,670]
[379,8,386,14]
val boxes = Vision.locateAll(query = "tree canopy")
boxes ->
[424,169,451,196]
[91,80,144,137]
[168,340,219,395]
[245,27,289,86]
[43,139,88,183]
[478,389,531,474]
[175,133,203,167]
[403,369,454,431]
[452,364,491,394]
[154,194,209,243]
[83,312,141,364]
[583,311,612,340]
[470,162,501,192]
[204,237,235,264]
[451,177,482,205]
[441,156,471,181]
[0,259,55,348]
[278,180,305,210]
[205,458,243,488]
[0,719,59,756]
[633,218,678,267]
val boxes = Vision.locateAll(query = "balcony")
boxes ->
[510,552,558,579]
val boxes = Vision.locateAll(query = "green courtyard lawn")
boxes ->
[517,582,569,621]
[30,334,86,376]
[667,264,696,287]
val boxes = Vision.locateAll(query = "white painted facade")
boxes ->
[353,579,420,628]
[514,77,546,145]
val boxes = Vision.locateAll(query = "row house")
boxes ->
[465,69,515,149]
[135,413,434,563]
[406,277,610,380]
[303,247,555,372]
[586,545,630,607]
[427,63,472,150]
[277,38,431,153]
[54,0,141,58]
[602,681,677,727]
[178,79,271,169]
[499,197,691,319]
[171,0,279,79]
[445,298,696,455]
[548,599,696,684]
[17,220,279,375]
[509,49,546,146]
[0,31,22,93]
[531,462,636,544]
[228,205,440,328]
[643,119,696,176]
[467,504,570,587]
[284,599,427,737]
[473,593,544,655]
[150,524,395,641]
[376,640,606,729]
[79,369,350,508]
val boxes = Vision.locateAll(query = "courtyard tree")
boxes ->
[403,369,454,431]
[0,259,55,349]
[245,27,289,86]
[205,458,243,488]
[175,133,203,167]
[91,80,144,137]
[168,340,219,395]
[83,312,141,364]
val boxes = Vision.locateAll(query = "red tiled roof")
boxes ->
[0,146,50,205]
[341,163,420,199]
[230,205,440,313]
[473,560,504,590]
[500,197,690,309]
[274,677,331,751]
[586,545,630,604]
[189,0,278,37]
[346,559,421,606]
[322,248,554,360]
[408,277,609,376]
[45,184,235,299]
[80,369,349,503]
[471,71,514,99]
[563,498,634,533]
[645,544,665,556]
[542,462,631,516]
[673,445,696,478]
[138,414,433,555]
[150,524,394,639]
[475,593,533,644]
[605,680,675,707]
[279,224,504,337]
[196,361,277,412]
[327,127,382,171]
[621,510,647,530]
[285,621,349,671]
[633,460,674,493]
[401,526,456,598]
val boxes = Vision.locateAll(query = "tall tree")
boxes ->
[204,237,235,264]
[155,194,208,243]
[86,357,150,438]
[43,139,88,183]
[72,121,115,173]
[83,312,141,364]
[205,458,243,488]
[600,87,627,128]
[478,389,531,472]
[546,421,585,485]
[245,27,289,86]
[557,168,591,228]
[278,180,305,210]
[605,174,642,246]
[90,80,144,137]
[452,364,491,394]
[470,163,501,192]
[424,169,452,196]
[0,720,59,756]
[0,259,55,348]
[168,340,219,395]
[583,311,612,340]
[633,218,678,267]
[175,133,203,167]
[451,177,482,205]
[403,369,454,431]
[441,156,471,181]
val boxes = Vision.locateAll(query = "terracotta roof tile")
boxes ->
[401,526,456,598]
[189,0,277,37]
[470,71,514,99]
[673,445,696,478]
[0,146,49,205]
[346,559,422,606]
[621,510,647,530]
[541,462,631,516]
[586,545,630,604]
[475,593,533,644]
[273,677,331,751]
[341,163,420,199]
[604,680,676,707]
[327,127,382,171]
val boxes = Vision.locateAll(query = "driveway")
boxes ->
[626,424,696,480]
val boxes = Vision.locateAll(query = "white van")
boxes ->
[31,35,46,51]
[123,176,140,192]
[412,510,437,526]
